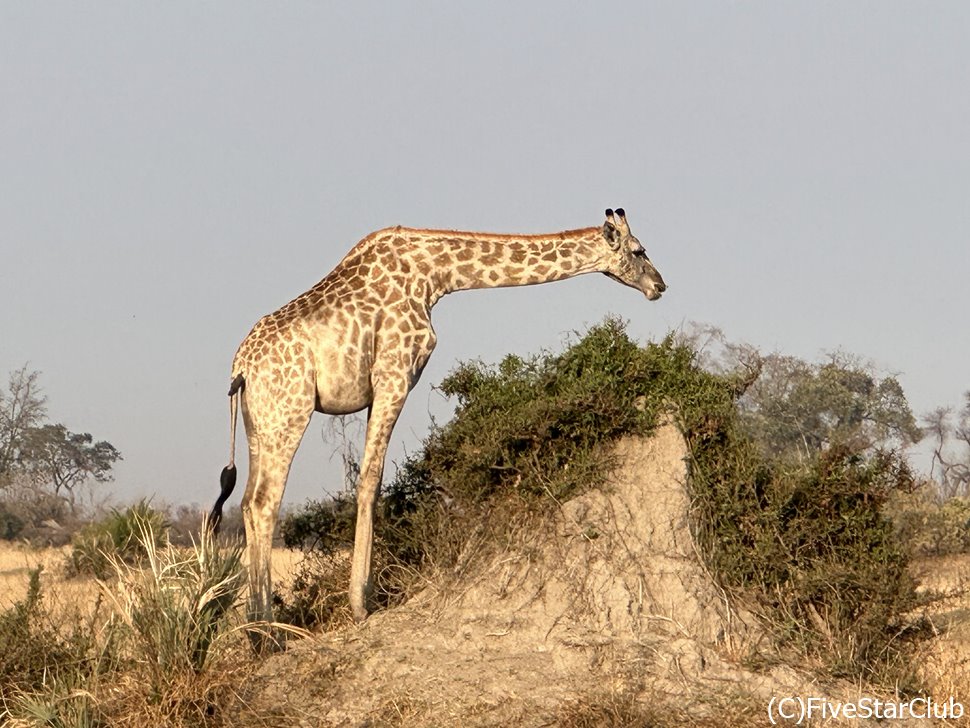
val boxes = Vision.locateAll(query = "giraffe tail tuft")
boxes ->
[209,374,245,533]
[209,465,237,532]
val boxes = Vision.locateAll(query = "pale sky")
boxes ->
[1,3,968,509]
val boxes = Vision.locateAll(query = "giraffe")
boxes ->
[210,208,666,634]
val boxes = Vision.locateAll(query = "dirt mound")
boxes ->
[232,424,829,726]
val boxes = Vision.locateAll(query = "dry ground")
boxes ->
[912,554,970,711]
[2,443,969,728]
[2,556,969,726]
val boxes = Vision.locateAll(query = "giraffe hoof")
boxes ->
[351,605,369,623]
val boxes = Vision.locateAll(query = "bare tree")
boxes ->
[924,396,970,499]
[0,366,121,523]
[321,413,364,494]
[0,366,47,481]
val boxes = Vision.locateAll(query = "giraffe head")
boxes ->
[600,208,666,301]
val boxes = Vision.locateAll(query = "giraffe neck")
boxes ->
[406,227,607,303]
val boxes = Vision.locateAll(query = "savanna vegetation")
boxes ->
[278,319,931,682]
[0,507,258,726]
[2,320,969,725]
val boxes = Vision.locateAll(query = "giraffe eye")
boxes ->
[632,248,648,259]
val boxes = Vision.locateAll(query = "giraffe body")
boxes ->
[212,210,666,634]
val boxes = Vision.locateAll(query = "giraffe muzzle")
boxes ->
[644,279,666,301]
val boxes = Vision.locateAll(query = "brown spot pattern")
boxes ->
[225,219,656,625]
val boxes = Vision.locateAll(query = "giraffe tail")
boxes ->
[209,374,245,533]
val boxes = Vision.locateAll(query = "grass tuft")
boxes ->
[99,514,246,675]
[3,515,257,727]
[67,500,168,579]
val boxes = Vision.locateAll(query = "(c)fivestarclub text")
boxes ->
[767,696,964,724]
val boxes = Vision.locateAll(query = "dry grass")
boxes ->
[913,553,970,707]
[3,541,969,727]
[0,540,303,615]
[0,542,102,640]
[347,678,767,728]
[1,528,313,727]
[0,543,73,608]
[550,693,764,728]
[350,677,766,728]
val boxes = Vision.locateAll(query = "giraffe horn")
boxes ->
[613,207,630,235]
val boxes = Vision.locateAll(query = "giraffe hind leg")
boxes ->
[239,370,315,649]
[241,427,310,651]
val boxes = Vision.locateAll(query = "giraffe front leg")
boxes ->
[349,386,408,622]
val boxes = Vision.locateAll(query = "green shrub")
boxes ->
[694,444,917,675]
[409,319,677,502]
[68,500,168,578]
[0,491,78,545]
[280,494,356,553]
[380,320,744,572]
[927,496,970,554]
[0,501,25,540]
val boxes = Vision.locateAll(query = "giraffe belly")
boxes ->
[315,392,371,416]
[312,351,374,415]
